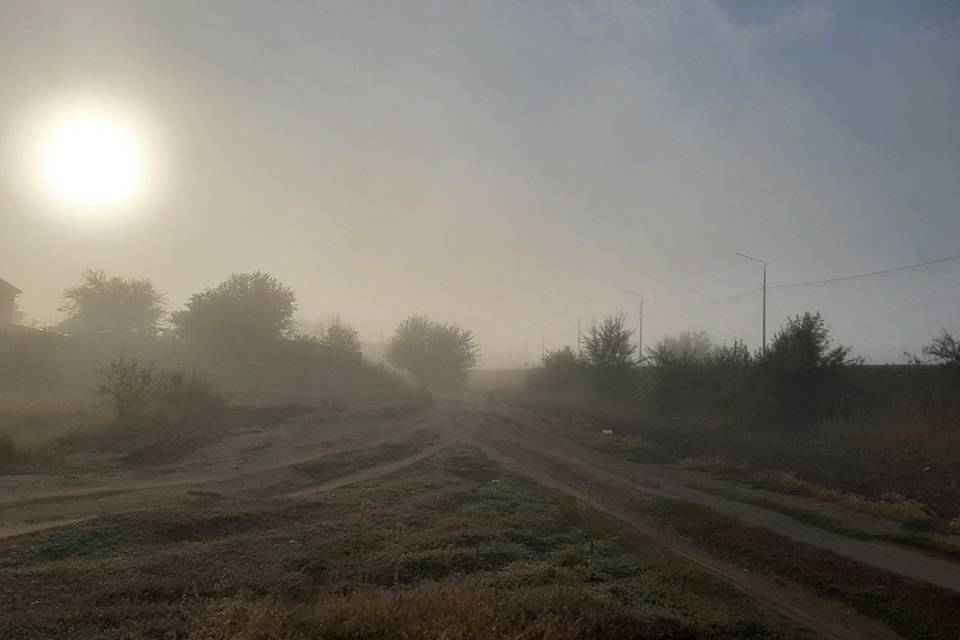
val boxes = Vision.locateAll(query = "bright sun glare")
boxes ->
[31,103,152,215]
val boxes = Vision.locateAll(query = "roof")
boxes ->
[0,278,22,296]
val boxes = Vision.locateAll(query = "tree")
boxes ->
[317,315,362,356]
[59,269,165,335]
[763,312,853,370]
[386,315,479,388]
[584,314,635,369]
[761,311,855,425]
[582,314,636,398]
[709,339,754,368]
[647,330,715,366]
[922,330,960,367]
[171,272,297,348]
[527,345,588,394]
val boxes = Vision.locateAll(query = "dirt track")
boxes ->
[4,397,960,639]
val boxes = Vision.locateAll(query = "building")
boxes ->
[0,278,22,326]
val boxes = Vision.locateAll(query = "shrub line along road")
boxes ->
[3,397,959,639]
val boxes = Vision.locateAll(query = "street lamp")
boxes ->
[736,253,766,355]
[620,289,644,364]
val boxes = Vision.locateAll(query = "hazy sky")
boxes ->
[2,1,959,366]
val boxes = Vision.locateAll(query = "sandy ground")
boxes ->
[4,396,960,639]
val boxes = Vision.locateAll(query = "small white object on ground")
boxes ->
[601,429,614,436]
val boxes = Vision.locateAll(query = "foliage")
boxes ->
[710,339,754,368]
[59,269,165,335]
[763,311,853,370]
[922,331,960,367]
[584,314,635,369]
[171,272,297,348]
[760,311,855,426]
[526,346,589,394]
[647,331,722,414]
[316,315,362,356]
[386,315,479,389]
[95,356,227,426]
[582,315,637,398]
[646,330,714,366]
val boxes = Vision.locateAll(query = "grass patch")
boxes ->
[293,430,435,482]
[0,520,134,570]
[633,499,960,640]
[0,448,796,640]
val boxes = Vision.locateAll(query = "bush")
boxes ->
[95,356,228,428]
[526,346,590,395]
[760,312,855,426]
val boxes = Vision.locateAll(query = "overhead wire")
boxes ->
[768,253,960,290]
[629,252,960,317]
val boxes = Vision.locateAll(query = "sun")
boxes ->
[29,101,154,216]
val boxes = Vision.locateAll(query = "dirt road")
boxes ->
[4,397,959,639]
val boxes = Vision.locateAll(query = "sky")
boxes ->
[1,1,958,366]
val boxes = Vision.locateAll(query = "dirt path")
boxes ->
[5,398,960,639]
[0,409,432,539]
[452,420,902,640]
[476,404,960,594]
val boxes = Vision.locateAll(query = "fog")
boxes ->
[2,1,959,366]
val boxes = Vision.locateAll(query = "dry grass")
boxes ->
[683,457,932,522]
[189,581,689,640]
[0,397,112,464]
[818,418,960,462]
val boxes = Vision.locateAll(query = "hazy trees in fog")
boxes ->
[386,315,479,388]
[95,356,226,426]
[583,315,637,396]
[59,269,165,335]
[171,272,297,348]
[527,345,588,394]
[647,330,715,366]
[307,314,362,356]
[584,314,635,369]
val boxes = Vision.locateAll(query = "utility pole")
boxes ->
[620,289,644,364]
[541,329,545,359]
[737,252,767,354]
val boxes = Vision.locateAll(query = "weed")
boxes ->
[685,457,932,522]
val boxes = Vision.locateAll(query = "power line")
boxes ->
[658,286,761,315]
[620,252,960,319]
[769,253,960,290]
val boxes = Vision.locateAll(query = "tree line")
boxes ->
[52,269,480,389]
[528,311,960,429]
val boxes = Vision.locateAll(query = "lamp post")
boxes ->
[736,253,766,354]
